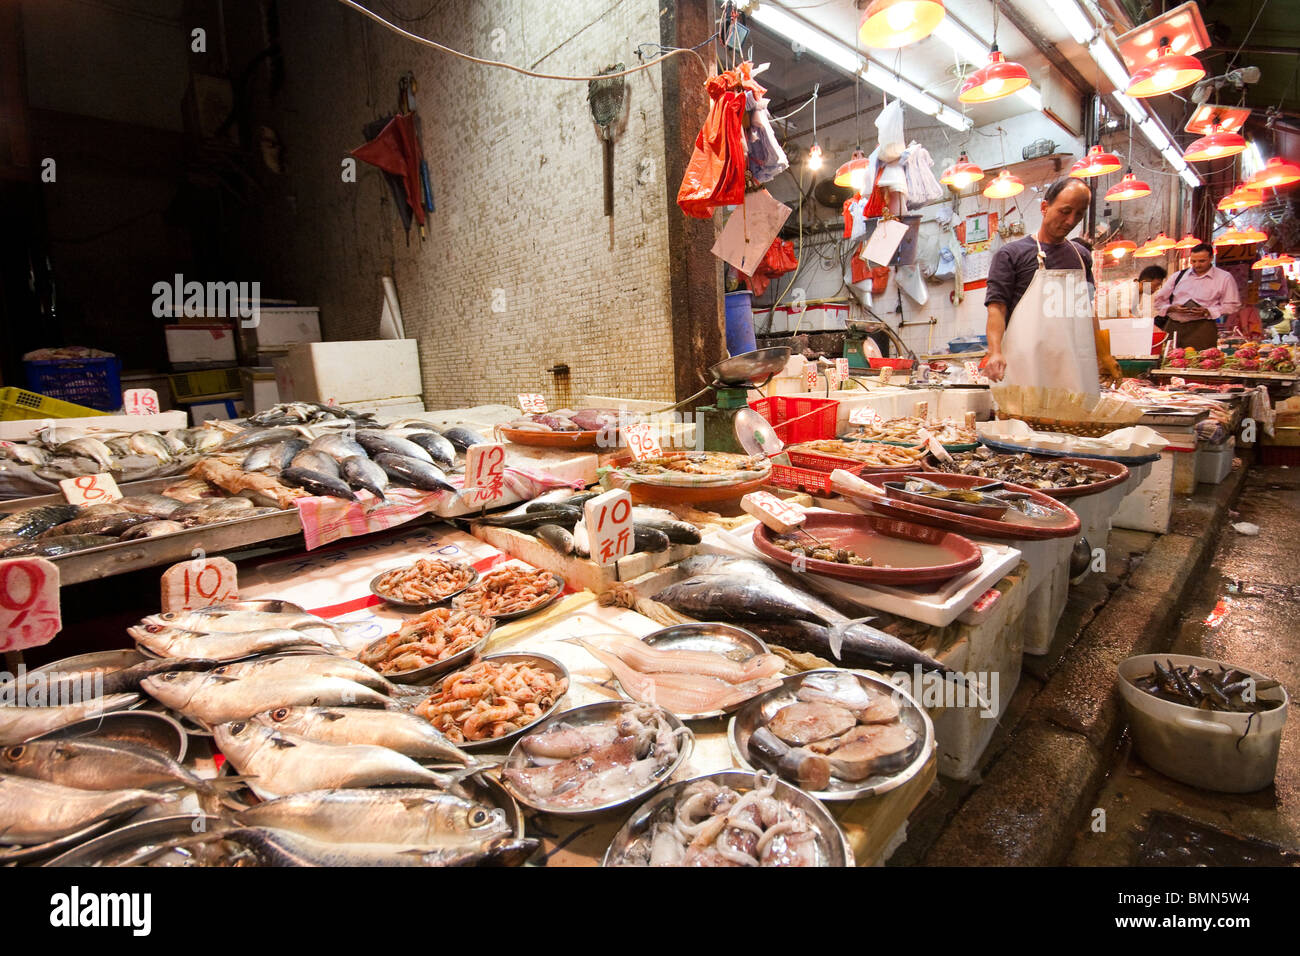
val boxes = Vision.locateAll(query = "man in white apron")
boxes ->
[983,178,1120,399]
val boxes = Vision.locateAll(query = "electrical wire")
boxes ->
[1226,0,1270,73]
[339,0,709,80]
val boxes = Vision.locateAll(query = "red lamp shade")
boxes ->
[1105,172,1151,201]
[1173,234,1200,250]
[1104,240,1138,258]
[1126,45,1206,98]
[940,152,984,189]
[982,169,1024,199]
[1248,156,1300,190]
[834,149,870,191]
[1070,145,1123,179]
[1183,129,1247,162]
[1218,187,1263,212]
[959,48,1031,103]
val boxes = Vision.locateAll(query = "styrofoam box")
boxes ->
[340,396,425,420]
[762,303,850,334]
[239,307,321,356]
[285,340,422,404]
[187,398,244,425]
[240,367,280,414]
[1196,437,1235,485]
[165,324,236,366]
[0,411,188,442]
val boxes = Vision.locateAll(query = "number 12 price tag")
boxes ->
[584,489,634,567]
[517,394,547,414]
[624,423,661,461]
[59,473,123,506]
[462,443,507,506]
[0,557,61,652]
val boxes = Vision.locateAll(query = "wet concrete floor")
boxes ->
[1068,466,1300,865]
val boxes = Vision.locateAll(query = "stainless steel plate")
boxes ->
[453,571,566,622]
[32,709,190,762]
[360,615,496,686]
[501,701,693,817]
[602,769,854,867]
[728,669,934,801]
[369,562,480,611]
[27,649,147,679]
[42,813,223,867]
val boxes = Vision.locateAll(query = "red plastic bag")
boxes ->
[741,238,798,296]
[678,69,756,218]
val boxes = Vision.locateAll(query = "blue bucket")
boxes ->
[725,291,757,356]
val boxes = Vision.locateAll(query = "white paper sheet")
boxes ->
[711,189,792,274]
[861,218,909,265]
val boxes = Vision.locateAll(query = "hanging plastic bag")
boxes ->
[876,100,906,164]
[931,244,957,282]
[897,263,929,305]
[842,195,870,241]
[871,265,892,297]
[741,238,798,296]
[746,91,789,184]
[677,72,749,218]
[903,142,944,208]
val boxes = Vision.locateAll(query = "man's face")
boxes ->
[1190,251,1213,273]
[1040,183,1091,242]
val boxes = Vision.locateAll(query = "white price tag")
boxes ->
[879,366,893,385]
[59,473,123,506]
[914,401,930,421]
[1170,377,1186,388]
[1120,379,1145,397]
[849,406,883,426]
[825,364,842,391]
[123,388,160,416]
[919,428,952,464]
[964,361,989,385]
[624,422,662,461]
[517,394,548,414]
[584,489,635,566]
[835,358,850,379]
[0,558,61,653]
[804,365,819,391]
[462,442,507,506]
[741,491,807,533]
[161,557,238,612]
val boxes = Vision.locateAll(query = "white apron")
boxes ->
[1001,238,1099,402]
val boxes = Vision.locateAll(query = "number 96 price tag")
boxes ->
[624,423,661,461]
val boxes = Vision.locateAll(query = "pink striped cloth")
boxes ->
[294,466,585,550]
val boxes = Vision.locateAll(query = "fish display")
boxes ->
[254,707,472,764]
[0,738,214,794]
[415,658,567,744]
[1133,661,1284,713]
[0,775,173,846]
[217,825,537,867]
[0,694,141,746]
[357,608,493,675]
[371,559,476,605]
[503,704,688,812]
[141,670,390,727]
[939,449,1111,489]
[2,424,232,489]
[452,565,561,618]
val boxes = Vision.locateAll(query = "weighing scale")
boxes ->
[653,347,791,454]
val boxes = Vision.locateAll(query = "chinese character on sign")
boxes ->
[584,489,634,567]
[123,388,160,416]
[463,443,507,506]
[625,423,662,461]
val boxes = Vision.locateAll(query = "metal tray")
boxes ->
[635,623,770,721]
[602,769,854,867]
[452,571,566,622]
[359,613,496,685]
[728,670,934,801]
[369,562,480,611]
[500,701,693,817]
[978,437,1162,465]
[32,709,190,762]
[43,813,224,867]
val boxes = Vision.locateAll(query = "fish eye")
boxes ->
[161,672,179,682]
[3,745,23,760]
[229,721,246,734]
[271,708,289,721]
[469,809,490,827]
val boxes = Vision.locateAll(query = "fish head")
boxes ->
[212,718,275,760]
[422,794,513,841]
[141,669,211,710]
[0,741,47,774]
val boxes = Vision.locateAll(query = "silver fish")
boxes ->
[142,671,388,726]
[254,707,470,763]
[3,534,118,557]
[37,512,153,539]
[339,456,388,499]
[0,442,48,466]
[0,504,81,540]
[275,439,309,471]
[0,694,141,746]
[217,427,302,452]
[219,826,537,867]
[170,497,254,521]
[291,450,342,477]
[212,721,452,800]
[212,655,394,694]
[308,434,368,462]
[279,467,357,501]
[241,444,278,472]
[0,738,214,793]
[161,432,189,455]
[129,433,172,462]
[236,787,507,847]
[185,428,227,453]
[147,606,341,637]
[128,625,333,662]
[355,430,434,464]
[54,437,114,471]
[116,494,183,518]
[404,432,456,469]
[121,521,186,540]
[373,454,455,492]
[0,775,173,845]
[35,424,88,446]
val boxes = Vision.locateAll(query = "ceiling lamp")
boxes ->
[940,152,984,190]
[1252,255,1280,270]
[1173,234,1200,250]
[1215,228,1267,246]
[834,148,870,192]
[1247,156,1300,190]
[1183,128,1247,163]
[1126,43,1206,98]
[1104,239,1138,258]
[1149,233,1176,252]
[859,0,946,49]
[1278,254,1296,264]
[807,142,823,171]
[959,47,1031,103]
[982,169,1024,199]
[1133,242,1164,258]
[1105,171,1152,201]
[1218,188,1263,212]
[1069,145,1123,179]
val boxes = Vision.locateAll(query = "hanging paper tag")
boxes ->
[60,473,123,506]
[517,394,547,414]
[123,388,160,416]
[161,556,239,612]
[0,558,61,652]
[462,443,507,506]
[624,422,661,461]
[849,406,883,426]
[741,491,807,533]
[584,489,634,567]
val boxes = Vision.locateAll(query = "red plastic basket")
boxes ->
[868,357,914,370]
[768,462,867,494]
[748,395,839,444]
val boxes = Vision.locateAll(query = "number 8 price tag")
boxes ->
[624,422,661,461]
[462,442,507,506]
[59,473,123,506]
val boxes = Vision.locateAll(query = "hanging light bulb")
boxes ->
[1069,145,1123,179]
[1173,234,1200,250]
[1218,187,1263,212]
[859,0,946,49]
[1183,129,1247,163]
[982,169,1024,199]
[1248,156,1300,190]
[1105,171,1152,201]
[939,152,984,190]
[808,142,823,171]
[959,46,1031,103]
[1149,233,1176,252]
[1126,43,1206,98]
[1104,240,1138,259]
[834,148,870,191]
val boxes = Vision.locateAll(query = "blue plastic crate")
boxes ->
[24,357,123,411]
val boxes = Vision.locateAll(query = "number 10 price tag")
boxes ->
[59,473,123,506]
[849,406,883,426]
[584,489,634,567]
[624,423,661,461]
[463,443,507,506]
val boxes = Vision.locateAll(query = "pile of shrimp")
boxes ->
[452,565,559,618]
[357,607,492,674]
[623,775,824,867]
[415,659,567,743]
[373,559,476,604]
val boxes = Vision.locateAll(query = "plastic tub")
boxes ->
[1118,653,1289,793]
[724,291,756,356]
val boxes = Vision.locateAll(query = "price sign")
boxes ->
[0,558,61,652]
[517,394,548,414]
[835,358,850,380]
[1171,377,1186,388]
[583,489,634,567]
[918,427,952,464]
[741,491,807,533]
[463,442,507,506]
[964,361,989,385]
[123,388,160,416]
[1119,379,1145,398]
[804,365,819,391]
[879,366,893,385]
[160,556,238,612]
[914,400,930,421]
[59,473,123,506]
[624,422,661,461]
[969,588,1001,614]
[849,406,883,426]
[825,364,842,391]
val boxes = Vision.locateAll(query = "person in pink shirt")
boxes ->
[1153,243,1242,350]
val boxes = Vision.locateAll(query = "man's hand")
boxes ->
[985,351,1007,382]
[1099,353,1123,384]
